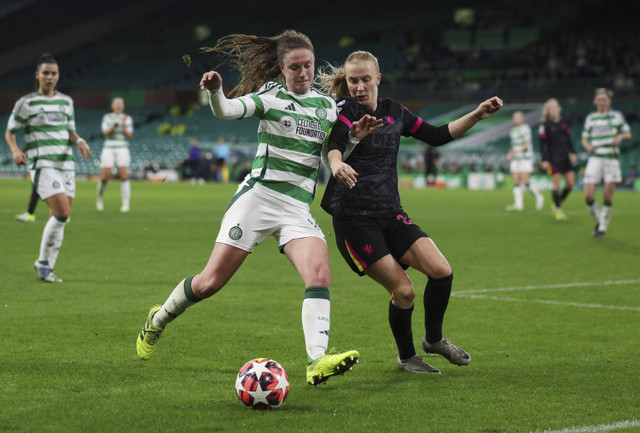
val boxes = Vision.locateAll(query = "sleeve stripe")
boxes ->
[338,113,352,129]
[409,117,423,134]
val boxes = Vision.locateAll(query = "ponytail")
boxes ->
[201,29,314,97]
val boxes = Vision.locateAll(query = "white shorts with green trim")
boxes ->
[216,181,325,253]
[510,159,534,174]
[583,156,621,184]
[100,147,131,168]
[30,168,76,200]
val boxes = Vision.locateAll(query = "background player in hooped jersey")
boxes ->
[318,51,503,374]
[4,53,91,282]
[538,98,577,221]
[136,30,380,386]
[505,111,544,211]
[581,88,631,237]
[96,97,133,212]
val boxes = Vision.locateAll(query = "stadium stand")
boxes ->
[1,0,639,183]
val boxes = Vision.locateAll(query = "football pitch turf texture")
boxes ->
[1,179,639,433]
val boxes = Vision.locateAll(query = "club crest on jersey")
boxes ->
[229,224,243,240]
[315,107,327,120]
[279,115,296,132]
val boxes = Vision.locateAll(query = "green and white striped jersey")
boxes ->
[7,91,77,171]
[234,82,338,206]
[509,124,533,161]
[581,110,630,158]
[101,112,133,148]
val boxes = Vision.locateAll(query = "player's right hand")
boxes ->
[332,161,359,189]
[200,71,222,91]
[12,150,27,166]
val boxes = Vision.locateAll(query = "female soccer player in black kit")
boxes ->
[538,98,577,220]
[318,51,503,374]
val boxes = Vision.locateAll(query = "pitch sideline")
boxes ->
[456,279,640,294]
[527,418,640,433]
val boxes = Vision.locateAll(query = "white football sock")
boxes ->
[513,185,523,208]
[38,215,66,269]
[121,180,131,208]
[152,276,200,330]
[598,204,612,232]
[302,287,330,362]
[527,183,542,201]
[587,201,600,223]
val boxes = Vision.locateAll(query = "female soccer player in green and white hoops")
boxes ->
[582,88,631,238]
[136,30,378,386]
[97,96,134,212]
[505,111,543,211]
[5,53,91,282]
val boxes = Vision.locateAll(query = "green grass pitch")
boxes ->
[1,178,639,433]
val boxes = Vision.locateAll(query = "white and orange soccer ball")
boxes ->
[235,358,289,410]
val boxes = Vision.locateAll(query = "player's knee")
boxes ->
[53,211,69,222]
[307,266,331,288]
[392,285,416,308]
[429,263,452,279]
[192,276,223,299]
[55,209,70,219]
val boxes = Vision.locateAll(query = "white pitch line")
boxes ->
[454,293,640,311]
[456,279,640,295]
[527,419,640,433]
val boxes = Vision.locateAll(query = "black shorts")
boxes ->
[550,159,575,174]
[332,211,429,276]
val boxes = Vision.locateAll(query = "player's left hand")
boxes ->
[351,114,383,140]
[77,140,91,160]
[612,135,623,146]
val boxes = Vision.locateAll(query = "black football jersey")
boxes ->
[321,97,452,217]
[538,121,575,164]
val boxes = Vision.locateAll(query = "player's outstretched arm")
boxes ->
[449,96,503,139]
[201,71,247,120]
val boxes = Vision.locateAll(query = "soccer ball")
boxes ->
[235,358,289,410]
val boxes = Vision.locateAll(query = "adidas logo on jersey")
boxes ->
[284,103,296,111]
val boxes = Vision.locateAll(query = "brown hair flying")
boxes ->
[202,29,314,97]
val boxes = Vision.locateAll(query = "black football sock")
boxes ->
[552,190,561,207]
[388,301,415,360]
[560,187,571,203]
[424,273,453,344]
